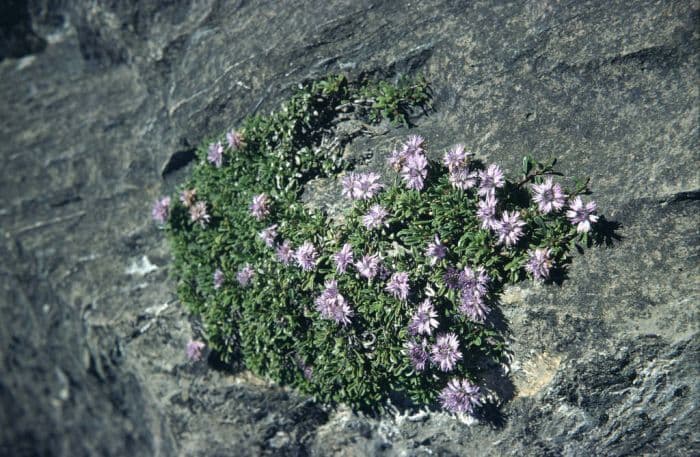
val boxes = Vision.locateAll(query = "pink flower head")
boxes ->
[526,247,553,281]
[363,204,389,230]
[439,378,483,415]
[355,253,381,279]
[459,265,490,297]
[431,333,463,372]
[406,338,430,371]
[226,129,244,150]
[213,268,224,289]
[249,193,270,220]
[179,188,197,208]
[408,298,439,336]
[356,172,383,200]
[531,178,566,214]
[385,271,410,301]
[151,196,171,224]
[236,264,255,287]
[496,210,526,247]
[314,280,353,326]
[387,148,407,171]
[443,144,471,171]
[207,141,224,167]
[476,194,499,230]
[342,172,383,200]
[425,234,447,264]
[458,290,490,323]
[186,340,206,362]
[333,243,354,274]
[189,201,211,227]
[401,151,428,191]
[258,224,278,248]
[404,135,425,154]
[275,240,294,265]
[294,241,318,271]
[478,164,505,196]
[566,197,598,233]
[449,167,478,191]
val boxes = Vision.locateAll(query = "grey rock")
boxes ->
[0,0,698,456]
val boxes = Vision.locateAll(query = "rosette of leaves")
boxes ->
[159,75,602,413]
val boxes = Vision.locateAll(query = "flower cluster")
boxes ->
[162,105,606,418]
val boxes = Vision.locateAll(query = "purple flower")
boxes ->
[459,266,490,297]
[356,172,383,200]
[566,197,599,233]
[333,243,354,274]
[458,290,490,323]
[258,224,278,248]
[443,144,470,171]
[294,241,318,271]
[449,167,478,191]
[249,193,270,220]
[404,135,425,153]
[385,271,410,301]
[478,164,505,196]
[387,148,407,171]
[439,378,483,415]
[496,210,526,246]
[476,194,499,230]
[186,340,206,362]
[151,196,171,224]
[189,201,211,227]
[431,333,463,372]
[314,280,353,326]
[355,253,380,279]
[531,178,566,214]
[408,299,439,336]
[213,268,224,289]
[342,172,383,200]
[425,235,447,264]
[236,264,255,287]
[275,240,294,265]
[179,188,197,208]
[401,151,428,191]
[406,338,430,371]
[526,247,553,281]
[363,204,389,230]
[207,141,224,167]
[226,129,244,150]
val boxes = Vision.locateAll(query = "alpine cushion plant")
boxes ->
[152,74,604,415]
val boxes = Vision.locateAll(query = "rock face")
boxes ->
[1,1,698,456]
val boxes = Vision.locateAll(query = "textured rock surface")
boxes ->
[1,1,698,456]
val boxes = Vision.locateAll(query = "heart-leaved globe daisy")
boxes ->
[275,240,293,265]
[355,253,380,279]
[496,210,526,246]
[236,264,255,286]
[249,193,270,220]
[477,164,505,196]
[189,201,211,227]
[362,204,389,229]
[314,280,354,325]
[431,333,463,372]
[439,378,483,415]
[566,196,599,233]
[406,338,430,371]
[385,271,410,301]
[408,298,439,336]
[525,247,553,281]
[531,177,566,214]
[425,234,447,264]
[333,243,354,274]
[294,241,318,271]
[151,196,171,224]
[207,141,224,167]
